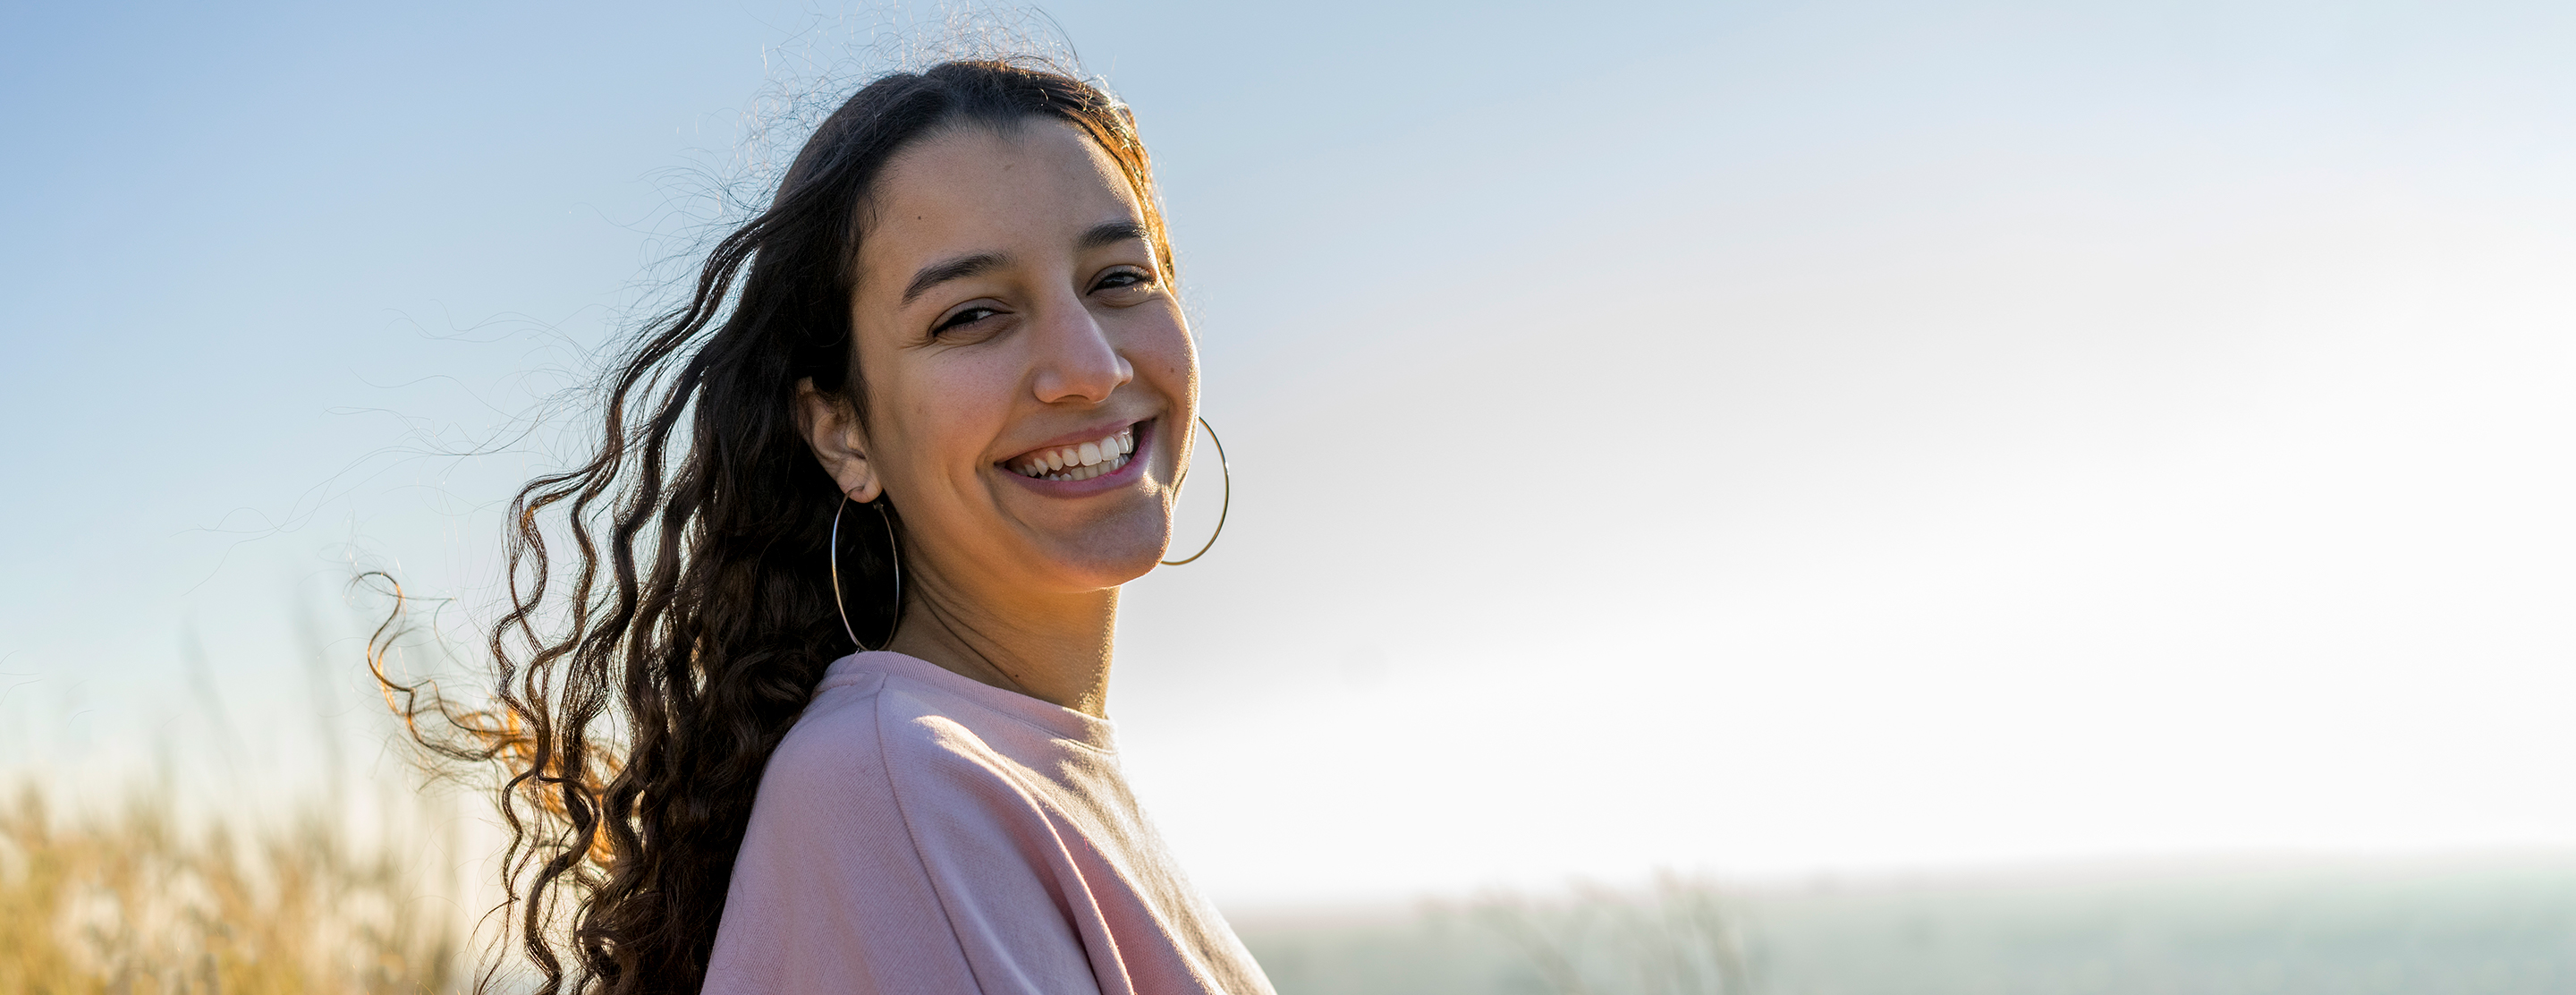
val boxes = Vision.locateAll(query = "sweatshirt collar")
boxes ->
[820,650,1117,752]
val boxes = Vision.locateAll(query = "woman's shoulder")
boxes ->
[716,661,1099,994]
[759,652,1046,807]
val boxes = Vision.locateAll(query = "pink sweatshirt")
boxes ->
[700,651,1275,995]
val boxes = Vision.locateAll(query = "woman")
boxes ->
[406,58,1272,995]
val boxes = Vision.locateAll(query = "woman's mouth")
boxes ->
[1004,425,1136,482]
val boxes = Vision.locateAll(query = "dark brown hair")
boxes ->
[379,57,1172,995]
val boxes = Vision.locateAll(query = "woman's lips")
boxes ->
[1002,423,1138,481]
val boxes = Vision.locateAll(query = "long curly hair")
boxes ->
[376,57,1174,995]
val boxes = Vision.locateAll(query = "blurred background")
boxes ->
[4,0,2573,991]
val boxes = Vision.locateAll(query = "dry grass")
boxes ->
[0,784,462,995]
[1470,877,1757,995]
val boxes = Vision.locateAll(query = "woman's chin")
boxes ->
[1013,507,1172,591]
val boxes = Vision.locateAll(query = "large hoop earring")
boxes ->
[830,497,903,651]
[1160,415,1231,566]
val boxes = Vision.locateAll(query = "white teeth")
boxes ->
[1057,453,1123,482]
[1009,426,1140,480]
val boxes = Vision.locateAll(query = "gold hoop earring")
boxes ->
[830,497,902,651]
[1160,416,1231,566]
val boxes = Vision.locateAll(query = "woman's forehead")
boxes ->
[857,120,1144,285]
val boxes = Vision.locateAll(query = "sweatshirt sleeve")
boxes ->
[700,681,1105,995]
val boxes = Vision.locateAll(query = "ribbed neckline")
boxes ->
[817,651,1116,753]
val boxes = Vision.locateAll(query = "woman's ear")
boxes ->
[793,378,885,503]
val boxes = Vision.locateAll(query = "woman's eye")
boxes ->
[1091,268,1156,295]
[932,306,1000,335]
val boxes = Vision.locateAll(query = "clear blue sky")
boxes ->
[4,1,2573,908]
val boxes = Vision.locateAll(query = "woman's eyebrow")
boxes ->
[900,223,1147,306]
[901,251,1005,306]
[1080,220,1150,250]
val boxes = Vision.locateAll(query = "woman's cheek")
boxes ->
[1138,315,1197,386]
[917,355,1019,448]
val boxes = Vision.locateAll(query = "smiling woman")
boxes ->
[386,59,1268,995]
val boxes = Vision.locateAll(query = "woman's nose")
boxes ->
[1029,298,1131,405]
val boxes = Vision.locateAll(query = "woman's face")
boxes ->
[811,119,1194,597]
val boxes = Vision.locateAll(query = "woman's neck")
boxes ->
[883,574,1118,718]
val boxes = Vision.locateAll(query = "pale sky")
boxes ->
[3,1,2572,910]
